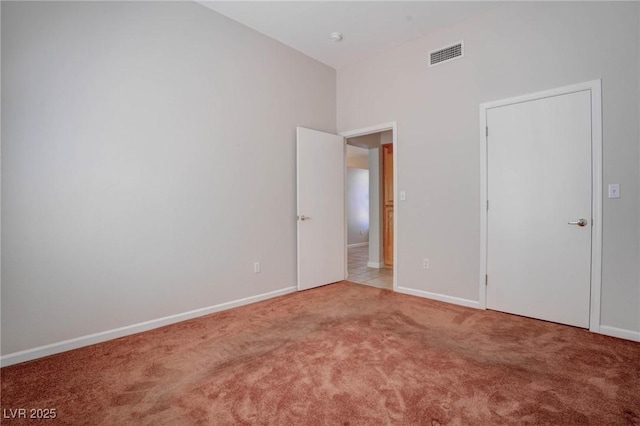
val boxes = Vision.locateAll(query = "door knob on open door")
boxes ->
[568,218,588,227]
[298,215,311,221]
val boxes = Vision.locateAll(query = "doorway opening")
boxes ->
[342,123,397,290]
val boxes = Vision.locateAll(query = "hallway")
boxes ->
[347,245,393,289]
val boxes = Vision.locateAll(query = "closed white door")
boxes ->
[486,90,592,328]
[296,127,345,291]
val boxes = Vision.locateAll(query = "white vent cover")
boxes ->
[428,41,463,67]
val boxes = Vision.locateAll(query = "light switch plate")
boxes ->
[399,190,406,201]
[608,184,620,199]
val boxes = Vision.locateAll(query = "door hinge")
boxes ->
[485,126,489,137]
[486,200,489,211]
[485,274,488,286]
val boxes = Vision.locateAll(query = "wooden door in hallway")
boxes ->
[382,143,393,267]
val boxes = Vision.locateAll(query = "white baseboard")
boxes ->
[347,242,369,248]
[598,325,640,342]
[392,288,639,342]
[395,286,481,309]
[0,286,297,367]
[367,262,384,268]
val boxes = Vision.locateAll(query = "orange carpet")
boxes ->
[2,281,639,425]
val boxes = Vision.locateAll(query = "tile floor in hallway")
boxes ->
[347,245,393,289]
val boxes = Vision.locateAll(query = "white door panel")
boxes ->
[487,90,592,328]
[297,127,345,291]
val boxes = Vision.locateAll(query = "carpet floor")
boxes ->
[2,282,639,425]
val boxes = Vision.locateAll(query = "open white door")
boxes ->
[297,127,345,291]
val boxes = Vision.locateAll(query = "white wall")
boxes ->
[347,133,380,149]
[367,148,382,267]
[346,145,369,169]
[338,2,640,337]
[1,1,336,356]
[346,168,369,246]
[380,130,392,145]
[638,5,640,331]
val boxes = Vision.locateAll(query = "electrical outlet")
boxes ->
[423,258,429,269]
[254,262,261,273]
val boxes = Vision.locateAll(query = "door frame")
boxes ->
[479,80,602,332]
[340,122,398,291]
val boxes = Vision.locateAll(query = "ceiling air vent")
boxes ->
[428,41,463,67]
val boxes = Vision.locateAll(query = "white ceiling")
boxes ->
[198,1,501,69]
